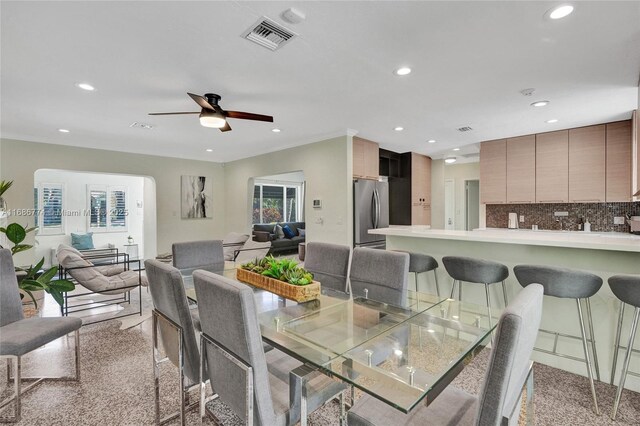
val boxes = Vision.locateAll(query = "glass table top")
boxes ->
[181,265,500,413]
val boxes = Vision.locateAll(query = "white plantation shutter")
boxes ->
[87,185,128,232]
[89,189,107,229]
[39,183,64,235]
[109,189,126,228]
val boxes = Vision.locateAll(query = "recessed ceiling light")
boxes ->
[58,128,70,133]
[272,128,281,133]
[206,149,213,152]
[427,139,436,144]
[394,126,404,132]
[76,82,95,91]
[531,100,549,107]
[547,4,574,20]
[452,148,460,151]
[394,67,412,76]
[546,119,559,124]
[445,157,457,164]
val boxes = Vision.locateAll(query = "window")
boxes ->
[36,183,64,235]
[88,185,128,232]
[252,181,302,224]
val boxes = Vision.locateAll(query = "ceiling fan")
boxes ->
[149,93,273,132]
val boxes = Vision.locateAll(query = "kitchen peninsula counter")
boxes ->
[370,226,640,253]
[371,225,640,391]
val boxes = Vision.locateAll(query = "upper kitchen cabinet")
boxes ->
[536,130,569,203]
[606,120,632,202]
[506,135,536,203]
[569,125,606,203]
[353,136,379,179]
[480,139,506,204]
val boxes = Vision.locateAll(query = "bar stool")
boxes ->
[393,251,440,297]
[514,264,602,415]
[609,275,640,420]
[442,256,509,329]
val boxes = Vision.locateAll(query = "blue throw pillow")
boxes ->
[71,232,94,250]
[282,225,296,239]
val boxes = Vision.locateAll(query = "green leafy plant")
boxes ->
[0,180,13,198]
[241,256,314,286]
[16,258,75,308]
[0,222,37,255]
[0,182,75,308]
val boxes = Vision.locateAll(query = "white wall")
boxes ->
[224,136,353,246]
[444,162,480,231]
[258,171,305,183]
[34,169,146,265]
[1,138,225,265]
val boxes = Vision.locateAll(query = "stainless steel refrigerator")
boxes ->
[353,179,389,249]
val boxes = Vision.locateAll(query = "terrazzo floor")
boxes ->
[2,290,640,425]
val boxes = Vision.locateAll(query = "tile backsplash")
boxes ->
[486,202,640,232]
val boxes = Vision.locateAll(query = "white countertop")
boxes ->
[369,226,640,253]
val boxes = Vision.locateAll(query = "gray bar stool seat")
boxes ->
[393,250,440,296]
[609,274,640,420]
[514,264,602,415]
[442,256,509,329]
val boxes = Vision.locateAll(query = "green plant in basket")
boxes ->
[241,256,314,286]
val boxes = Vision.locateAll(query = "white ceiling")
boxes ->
[2,1,639,163]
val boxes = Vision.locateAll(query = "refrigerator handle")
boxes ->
[373,188,380,229]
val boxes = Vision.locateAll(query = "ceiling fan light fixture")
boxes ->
[199,110,226,128]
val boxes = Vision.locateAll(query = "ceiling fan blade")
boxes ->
[188,92,216,111]
[225,111,274,122]
[148,112,200,115]
[219,122,232,132]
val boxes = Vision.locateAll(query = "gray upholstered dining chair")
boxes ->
[144,259,202,426]
[349,248,409,306]
[304,242,351,293]
[0,249,82,423]
[192,270,347,426]
[171,240,224,273]
[347,283,544,426]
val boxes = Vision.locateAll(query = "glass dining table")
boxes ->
[182,265,500,415]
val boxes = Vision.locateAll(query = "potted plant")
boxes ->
[237,256,320,302]
[0,180,12,215]
[0,180,75,312]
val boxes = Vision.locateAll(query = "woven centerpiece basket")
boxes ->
[236,268,320,303]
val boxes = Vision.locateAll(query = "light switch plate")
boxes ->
[519,215,525,222]
[614,216,625,225]
[554,211,569,217]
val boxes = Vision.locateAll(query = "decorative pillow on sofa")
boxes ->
[298,228,306,237]
[282,224,296,239]
[71,232,94,250]
[275,224,285,239]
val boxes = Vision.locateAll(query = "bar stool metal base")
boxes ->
[611,304,640,420]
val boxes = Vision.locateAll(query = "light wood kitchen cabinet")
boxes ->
[411,153,431,225]
[536,130,569,203]
[506,135,535,203]
[606,120,632,202]
[353,137,379,179]
[569,125,605,203]
[480,139,506,204]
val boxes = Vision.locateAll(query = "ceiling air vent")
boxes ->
[243,17,297,51]
[457,126,473,132]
